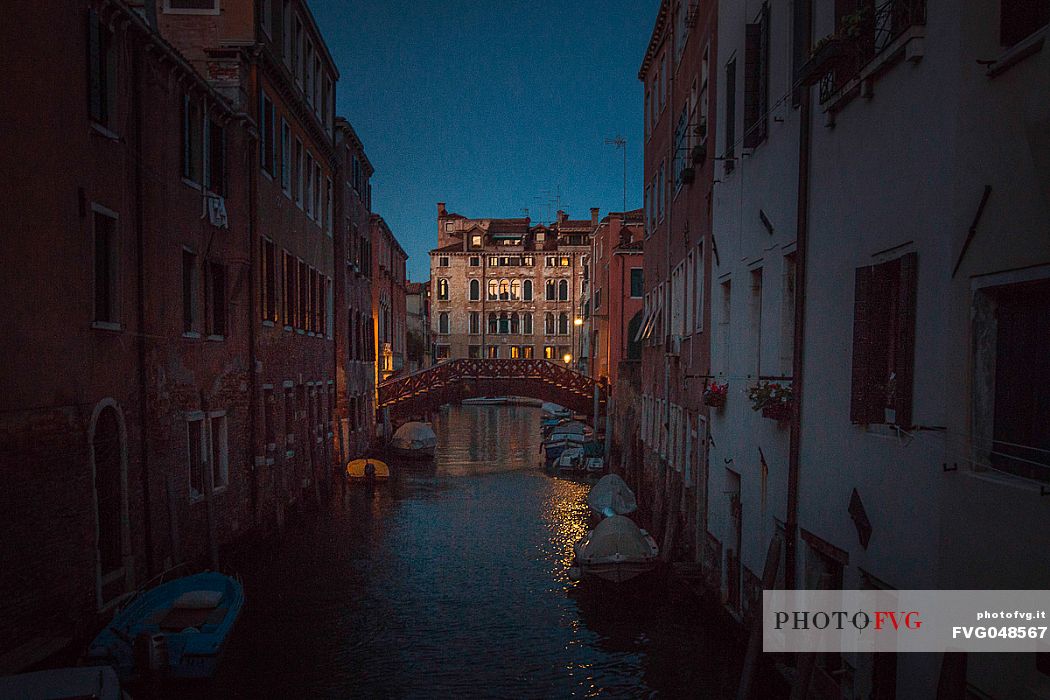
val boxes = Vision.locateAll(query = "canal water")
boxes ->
[199,405,758,698]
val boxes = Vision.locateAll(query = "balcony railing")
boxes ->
[798,0,926,104]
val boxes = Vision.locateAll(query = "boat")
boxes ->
[541,402,571,419]
[584,456,605,474]
[462,396,507,405]
[570,515,660,583]
[587,473,637,518]
[389,421,437,458]
[0,666,124,699]
[555,446,586,473]
[86,570,244,680]
[346,458,390,481]
[544,433,585,463]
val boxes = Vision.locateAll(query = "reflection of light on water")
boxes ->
[542,479,590,580]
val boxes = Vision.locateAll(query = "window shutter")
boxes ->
[743,13,765,149]
[850,265,877,423]
[893,252,918,427]
[87,10,102,120]
[758,4,770,143]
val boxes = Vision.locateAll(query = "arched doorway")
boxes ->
[90,400,130,609]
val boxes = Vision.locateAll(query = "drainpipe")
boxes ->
[786,16,814,590]
[247,104,260,520]
[132,35,154,575]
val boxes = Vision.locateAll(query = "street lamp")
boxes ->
[573,317,583,326]
[563,353,573,365]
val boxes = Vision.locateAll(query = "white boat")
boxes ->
[0,667,124,699]
[583,456,605,474]
[587,473,637,518]
[571,515,659,583]
[389,421,437,458]
[556,446,585,472]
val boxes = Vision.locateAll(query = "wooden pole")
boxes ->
[737,534,782,700]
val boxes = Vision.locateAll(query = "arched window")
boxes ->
[488,279,499,300]
[510,311,520,334]
[93,405,125,579]
[558,278,568,301]
[437,278,449,300]
[558,312,569,335]
[523,312,533,335]
[439,312,449,334]
[488,312,498,334]
[545,312,555,335]
[510,279,521,301]
[469,311,480,334]
[499,312,510,334]
[469,279,480,301]
[545,279,556,301]
[523,279,533,301]
[499,279,510,300]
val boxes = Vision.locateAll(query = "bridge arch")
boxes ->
[377,358,608,424]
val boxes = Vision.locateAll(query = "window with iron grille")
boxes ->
[743,3,770,149]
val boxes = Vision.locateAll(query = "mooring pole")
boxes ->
[604,396,613,467]
[592,383,599,426]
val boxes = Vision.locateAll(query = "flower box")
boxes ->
[748,381,794,421]
[703,382,728,408]
[761,402,793,422]
[797,36,847,86]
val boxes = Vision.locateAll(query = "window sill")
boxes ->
[92,321,123,332]
[283,325,293,332]
[822,25,926,115]
[90,122,119,141]
[285,450,296,458]
[182,331,201,339]
[262,320,275,328]
[211,485,227,496]
[206,334,225,342]
[986,26,1046,78]
[189,493,205,505]
[181,177,202,191]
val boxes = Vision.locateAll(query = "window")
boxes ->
[522,312,533,335]
[259,92,275,176]
[544,312,555,335]
[182,249,198,333]
[558,312,569,335]
[489,256,499,266]
[469,256,480,267]
[93,207,119,324]
[488,312,498,334]
[469,278,480,301]
[206,119,225,194]
[471,235,482,248]
[208,261,226,337]
[439,312,450,335]
[595,289,602,311]
[510,346,521,359]
[294,138,303,206]
[499,312,510,334]
[488,279,499,301]
[510,279,521,301]
[187,415,205,500]
[544,345,556,360]
[694,245,705,333]
[674,106,690,190]
[1001,0,1050,47]
[182,95,203,183]
[437,278,449,300]
[545,279,556,301]
[469,311,480,334]
[974,277,1050,482]
[439,256,450,267]
[630,268,644,298]
[487,345,499,358]
[719,281,732,375]
[292,14,302,82]
[209,412,228,490]
[850,253,917,426]
[499,279,510,300]
[724,59,737,174]
[260,0,272,35]
[522,345,534,359]
[283,251,296,327]
[468,344,481,358]
[313,162,322,223]
[304,152,314,217]
[523,279,533,301]
[282,1,292,63]
[780,254,796,373]
[87,9,116,129]
[744,4,770,149]
[325,178,333,234]
[558,279,569,301]
[263,387,276,447]
[510,312,520,334]
[748,268,763,376]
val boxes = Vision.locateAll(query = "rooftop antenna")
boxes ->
[605,135,627,222]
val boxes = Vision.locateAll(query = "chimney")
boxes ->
[556,209,567,224]
[590,207,600,227]
[437,202,446,217]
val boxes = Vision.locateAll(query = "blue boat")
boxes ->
[544,434,585,463]
[86,570,244,680]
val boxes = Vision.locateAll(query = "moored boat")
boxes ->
[587,473,637,518]
[571,515,659,583]
[86,570,244,681]
[0,666,124,699]
[389,421,437,458]
[544,433,585,463]
[555,446,586,473]
[346,458,390,481]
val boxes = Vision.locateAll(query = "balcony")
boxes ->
[798,0,927,112]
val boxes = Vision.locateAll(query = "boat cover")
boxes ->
[346,458,390,479]
[552,421,587,435]
[587,474,638,517]
[390,421,437,451]
[576,515,653,562]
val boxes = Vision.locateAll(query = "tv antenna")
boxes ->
[605,135,627,221]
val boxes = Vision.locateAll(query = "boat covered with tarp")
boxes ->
[389,421,437,458]
[86,570,244,680]
[587,474,637,518]
[346,458,390,480]
[571,515,659,583]
[542,402,571,418]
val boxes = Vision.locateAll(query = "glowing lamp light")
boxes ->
[573,317,584,326]
[563,353,573,364]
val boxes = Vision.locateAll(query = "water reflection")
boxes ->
[192,404,758,699]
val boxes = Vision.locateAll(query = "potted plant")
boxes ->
[797,34,846,86]
[691,141,707,164]
[747,381,794,422]
[680,166,696,184]
[703,382,728,408]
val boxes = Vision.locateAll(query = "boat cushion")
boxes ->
[173,590,222,609]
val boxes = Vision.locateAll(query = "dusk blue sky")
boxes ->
[309,0,661,282]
